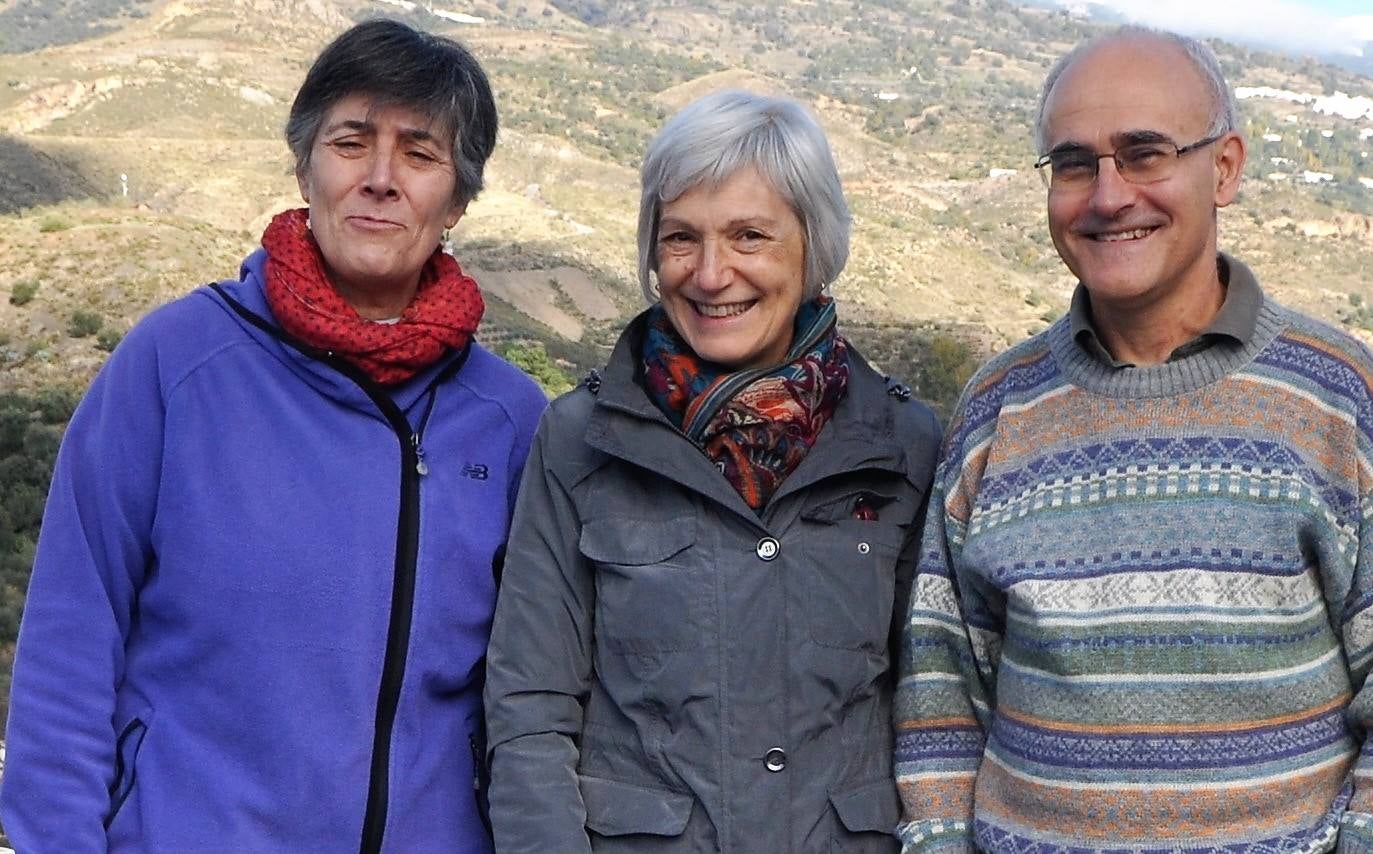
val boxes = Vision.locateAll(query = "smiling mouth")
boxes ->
[1091,226,1157,242]
[692,300,755,318]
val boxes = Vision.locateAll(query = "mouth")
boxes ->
[347,215,404,229]
[1088,226,1158,243]
[691,299,755,318]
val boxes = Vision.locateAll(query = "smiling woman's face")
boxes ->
[654,167,807,371]
[297,93,467,318]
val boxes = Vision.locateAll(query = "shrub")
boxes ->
[500,341,575,397]
[96,327,123,352]
[9,280,38,306]
[68,309,103,338]
[38,215,71,233]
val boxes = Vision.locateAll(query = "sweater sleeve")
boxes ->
[895,450,1001,853]
[484,407,595,854]
[0,329,165,850]
[1338,394,1373,851]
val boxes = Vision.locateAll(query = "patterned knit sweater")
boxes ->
[895,287,1373,853]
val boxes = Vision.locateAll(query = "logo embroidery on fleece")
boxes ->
[462,463,490,481]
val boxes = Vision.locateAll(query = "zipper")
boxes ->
[103,716,147,829]
[470,731,494,841]
[209,284,469,854]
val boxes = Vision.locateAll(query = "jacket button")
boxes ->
[756,537,780,561]
[764,747,787,772]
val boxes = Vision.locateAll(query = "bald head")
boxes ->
[1034,27,1238,155]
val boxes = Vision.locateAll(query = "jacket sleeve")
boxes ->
[889,406,942,680]
[0,330,164,850]
[484,406,595,854]
[895,448,1001,854]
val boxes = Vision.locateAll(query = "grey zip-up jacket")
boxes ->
[485,315,940,853]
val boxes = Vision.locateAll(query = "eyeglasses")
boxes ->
[1034,133,1226,190]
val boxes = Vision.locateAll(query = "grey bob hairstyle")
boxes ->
[285,19,498,206]
[637,90,851,303]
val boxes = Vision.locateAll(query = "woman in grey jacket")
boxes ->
[485,90,941,853]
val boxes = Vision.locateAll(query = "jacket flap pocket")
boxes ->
[829,778,900,834]
[802,489,904,524]
[580,518,693,565]
[580,775,693,837]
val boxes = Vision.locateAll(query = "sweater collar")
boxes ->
[1069,253,1263,369]
[1049,254,1288,399]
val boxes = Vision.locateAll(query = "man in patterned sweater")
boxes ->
[896,26,1373,854]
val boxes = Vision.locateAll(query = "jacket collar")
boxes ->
[208,249,464,416]
[586,311,911,526]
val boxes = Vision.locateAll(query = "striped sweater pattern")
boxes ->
[895,295,1373,853]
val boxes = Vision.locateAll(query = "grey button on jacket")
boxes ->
[485,315,941,853]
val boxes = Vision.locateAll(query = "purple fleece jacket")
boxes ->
[1,249,547,852]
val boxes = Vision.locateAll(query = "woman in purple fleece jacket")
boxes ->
[0,20,545,853]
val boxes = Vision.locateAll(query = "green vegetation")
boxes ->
[1341,292,1373,331]
[499,340,577,397]
[96,326,123,353]
[847,324,982,424]
[0,387,79,738]
[0,0,155,53]
[68,309,103,338]
[38,214,71,233]
[9,280,38,306]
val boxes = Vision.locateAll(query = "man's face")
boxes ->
[1041,37,1244,311]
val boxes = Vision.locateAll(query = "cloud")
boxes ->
[1073,0,1371,58]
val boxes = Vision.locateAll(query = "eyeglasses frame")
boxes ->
[1033,131,1229,190]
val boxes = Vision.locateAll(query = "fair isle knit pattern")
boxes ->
[895,293,1373,854]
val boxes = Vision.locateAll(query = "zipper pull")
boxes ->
[412,433,429,476]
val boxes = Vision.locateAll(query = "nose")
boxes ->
[1086,156,1135,215]
[695,239,732,292]
[361,150,399,199]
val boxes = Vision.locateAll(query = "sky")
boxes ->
[1072,0,1373,59]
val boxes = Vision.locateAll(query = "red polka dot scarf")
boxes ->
[261,208,484,385]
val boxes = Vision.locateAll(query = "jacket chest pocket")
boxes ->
[800,491,908,652]
[580,516,706,654]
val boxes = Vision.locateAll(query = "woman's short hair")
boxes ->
[637,90,851,303]
[286,19,497,206]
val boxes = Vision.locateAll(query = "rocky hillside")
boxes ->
[1,0,1371,399]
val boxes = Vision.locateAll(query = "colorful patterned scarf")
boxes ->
[642,298,850,511]
[261,208,484,385]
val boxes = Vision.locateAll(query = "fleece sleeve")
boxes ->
[484,411,595,854]
[0,328,165,851]
[894,450,1001,854]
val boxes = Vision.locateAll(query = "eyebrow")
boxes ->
[657,215,779,233]
[321,119,442,144]
[1047,129,1177,155]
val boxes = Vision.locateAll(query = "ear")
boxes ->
[445,200,468,230]
[1213,132,1246,208]
[296,167,311,204]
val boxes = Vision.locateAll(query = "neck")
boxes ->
[332,276,420,320]
[1087,254,1224,366]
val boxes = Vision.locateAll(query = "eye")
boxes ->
[1117,144,1172,174]
[1049,150,1096,177]
[659,230,695,245]
[407,148,440,163]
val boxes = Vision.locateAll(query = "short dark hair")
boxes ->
[286,19,498,205]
